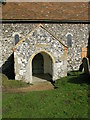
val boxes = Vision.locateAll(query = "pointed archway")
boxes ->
[32,52,53,83]
[25,50,55,83]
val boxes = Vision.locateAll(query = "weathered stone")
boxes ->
[13,25,67,83]
[1,23,89,81]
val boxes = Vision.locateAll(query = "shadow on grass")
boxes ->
[0,53,15,80]
[53,71,90,89]
[67,71,90,85]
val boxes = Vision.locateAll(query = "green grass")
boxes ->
[2,71,89,118]
[1,73,30,88]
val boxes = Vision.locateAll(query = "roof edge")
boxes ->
[0,19,90,24]
[13,24,67,51]
[13,24,41,49]
[40,25,67,48]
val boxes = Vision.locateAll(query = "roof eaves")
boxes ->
[1,19,90,23]
[40,25,68,48]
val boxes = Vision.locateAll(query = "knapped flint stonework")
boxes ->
[1,23,89,73]
[14,25,67,83]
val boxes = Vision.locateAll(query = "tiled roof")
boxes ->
[2,2,89,21]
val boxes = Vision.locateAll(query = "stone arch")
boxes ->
[66,32,73,37]
[25,50,55,83]
[13,32,21,38]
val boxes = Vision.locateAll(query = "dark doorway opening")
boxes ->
[32,53,44,75]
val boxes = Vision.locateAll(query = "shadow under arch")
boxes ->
[32,53,44,74]
[26,50,55,83]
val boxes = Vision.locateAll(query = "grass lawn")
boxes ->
[1,73,30,88]
[2,71,89,118]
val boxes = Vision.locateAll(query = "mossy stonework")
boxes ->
[1,23,89,82]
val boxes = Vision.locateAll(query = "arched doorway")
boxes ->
[31,51,54,83]
[32,53,44,74]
